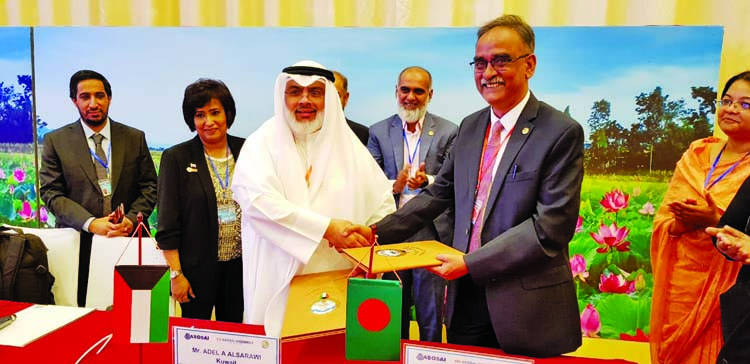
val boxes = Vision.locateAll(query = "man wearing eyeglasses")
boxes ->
[231,60,396,337]
[347,15,584,357]
[368,66,457,342]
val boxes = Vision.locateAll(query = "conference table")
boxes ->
[0,300,635,363]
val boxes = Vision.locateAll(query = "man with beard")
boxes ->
[367,66,457,342]
[231,60,395,337]
[332,70,369,146]
[40,70,158,307]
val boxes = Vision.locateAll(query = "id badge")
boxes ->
[98,179,112,197]
[217,203,237,224]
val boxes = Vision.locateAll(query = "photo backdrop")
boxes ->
[0,25,723,341]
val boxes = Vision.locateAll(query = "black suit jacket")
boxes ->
[39,119,158,229]
[375,93,584,357]
[714,176,750,363]
[346,118,369,146]
[155,135,245,300]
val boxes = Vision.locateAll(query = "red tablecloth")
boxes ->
[0,301,634,363]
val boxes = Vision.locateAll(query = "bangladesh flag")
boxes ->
[345,278,402,361]
[113,265,170,343]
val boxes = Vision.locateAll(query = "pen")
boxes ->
[0,314,16,330]
[512,165,517,179]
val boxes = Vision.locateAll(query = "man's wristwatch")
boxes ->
[169,270,182,280]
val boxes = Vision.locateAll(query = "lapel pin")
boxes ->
[186,163,198,173]
[522,127,530,135]
[428,130,434,136]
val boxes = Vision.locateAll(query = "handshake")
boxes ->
[324,219,375,252]
[706,225,750,264]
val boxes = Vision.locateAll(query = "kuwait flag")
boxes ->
[113,265,170,343]
[345,278,402,361]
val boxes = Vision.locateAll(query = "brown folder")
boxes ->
[280,269,351,341]
[341,240,464,274]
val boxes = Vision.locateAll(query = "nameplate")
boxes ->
[173,327,279,364]
[402,342,534,364]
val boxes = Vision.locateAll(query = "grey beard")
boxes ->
[285,108,324,140]
[397,104,428,124]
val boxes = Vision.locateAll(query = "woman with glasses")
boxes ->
[650,71,750,364]
[155,79,245,322]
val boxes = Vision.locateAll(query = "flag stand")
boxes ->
[112,212,170,361]
[345,226,403,361]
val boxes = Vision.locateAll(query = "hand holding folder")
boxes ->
[340,240,464,275]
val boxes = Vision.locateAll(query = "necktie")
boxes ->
[91,134,112,215]
[468,122,504,252]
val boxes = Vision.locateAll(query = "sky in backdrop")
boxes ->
[0,26,722,149]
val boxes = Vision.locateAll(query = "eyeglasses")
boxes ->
[285,87,325,100]
[470,54,531,73]
[718,98,750,111]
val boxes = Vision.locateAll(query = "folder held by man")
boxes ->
[341,240,464,275]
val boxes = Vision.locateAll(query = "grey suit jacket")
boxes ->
[375,93,584,357]
[39,120,158,230]
[368,112,457,244]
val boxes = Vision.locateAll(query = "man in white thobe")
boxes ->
[231,60,396,337]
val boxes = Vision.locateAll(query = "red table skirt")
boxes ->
[0,301,634,363]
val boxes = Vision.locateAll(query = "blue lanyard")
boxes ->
[207,146,231,191]
[402,129,421,166]
[704,145,749,190]
[89,143,111,172]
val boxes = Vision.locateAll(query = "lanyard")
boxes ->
[402,129,421,167]
[473,122,514,197]
[704,145,750,190]
[89,143,111,172]
[207,146,231,191]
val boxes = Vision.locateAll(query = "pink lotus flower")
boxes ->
[12,168,26,183]
[575,216,583,233]
[18,201,35,221]
[0,169,5,179]
[599,272,635,294]
[600,189,629,213]
[590,223,631,253]
[569,254,588,281]
[580,304,601,337]
[40,206,48,223]
[638,202,655,216]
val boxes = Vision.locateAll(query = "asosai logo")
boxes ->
[416,353,446,362]
[184,332,210,341]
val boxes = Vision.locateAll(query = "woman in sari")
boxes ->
[650,71,750,363]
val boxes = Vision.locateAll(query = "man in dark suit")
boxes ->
[332,70,370,146]
[39,70,158,307]
[347,15,583,357]
[367,66,456,342]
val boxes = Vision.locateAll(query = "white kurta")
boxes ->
[232,64,396,337]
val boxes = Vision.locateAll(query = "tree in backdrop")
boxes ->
[585,99,626,173]
[0,75,33,144]
[586,85,715,174]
